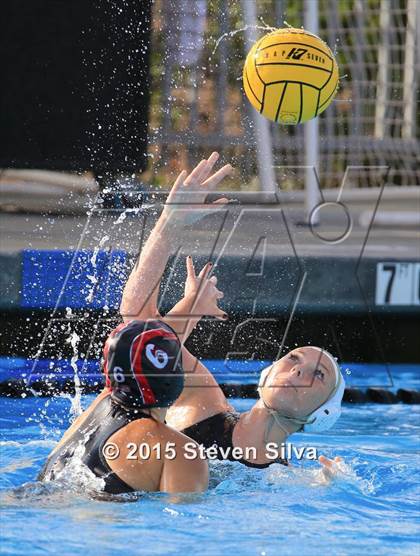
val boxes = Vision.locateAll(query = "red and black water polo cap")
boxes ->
[103,320,184,409]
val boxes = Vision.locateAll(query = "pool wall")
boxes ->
[0,251,419,369]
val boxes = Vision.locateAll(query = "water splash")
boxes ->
[211,24,278,57]
[282,20,294,29]
[85,235,111,303]
[90,234,110,267]
[112,207,143,227]
[50,437,105,493]
[66,330,82,420]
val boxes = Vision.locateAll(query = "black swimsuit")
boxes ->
[181,412,288,468]
[38,395,151,494]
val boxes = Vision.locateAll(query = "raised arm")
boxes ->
[119,151,232,328]
[164,258,234,429]
[118,177,180,323]
[162,256,226,342]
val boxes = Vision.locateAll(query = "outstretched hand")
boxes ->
[162,152,233,227]
[184,256,227,321]
[318,455,345,482]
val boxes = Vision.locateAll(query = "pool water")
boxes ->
[1,368,419,555]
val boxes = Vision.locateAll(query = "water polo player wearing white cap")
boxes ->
[120,152,345,471]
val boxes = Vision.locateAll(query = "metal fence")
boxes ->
[149,0,419,189]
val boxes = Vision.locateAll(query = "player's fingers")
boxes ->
[198,152,220,183]
[214,307,229,320]
[198,261,213,280]
[186,256,196,280]
[209,275,218,286]
[173,169,188,188]
[202,164,233,190]
[215,289,224,299]
[207,151,220,165]
[167,170,187,202]
[318,455,334,468]
[184,160,208,187]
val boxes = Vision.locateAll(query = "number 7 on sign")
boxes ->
[375,262,420,306]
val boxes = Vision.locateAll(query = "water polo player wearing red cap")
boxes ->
[39,318,209,494]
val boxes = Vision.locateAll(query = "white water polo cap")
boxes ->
[302,348,345,432]
[258,348,345,433]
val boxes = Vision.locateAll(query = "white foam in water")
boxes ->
[49,442,106,493]
[43,423,106,493]
[0,439,56,448]
[263,454,378,497]
[163,507,180,516]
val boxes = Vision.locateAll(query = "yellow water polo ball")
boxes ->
[243,27,339,125]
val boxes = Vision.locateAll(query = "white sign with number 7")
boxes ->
[375,262,420,305]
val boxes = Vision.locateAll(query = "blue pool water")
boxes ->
[1,365,419,555]
[1,356,419,389]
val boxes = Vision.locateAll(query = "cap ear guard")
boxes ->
[302,373,346,432]
[257,364,272,390]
